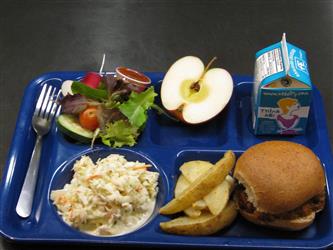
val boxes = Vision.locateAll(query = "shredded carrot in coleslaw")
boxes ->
[51,154,159,236]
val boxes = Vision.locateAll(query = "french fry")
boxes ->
[159,151,236,215]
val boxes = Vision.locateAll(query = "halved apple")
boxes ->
[161,56,233,124]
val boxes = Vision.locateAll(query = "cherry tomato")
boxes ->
[79,107,99,131]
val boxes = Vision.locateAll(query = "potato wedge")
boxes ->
[160,201,237,235]
[192,199,207,210]
[184,207,201,218]
[174,174,190,197]
[180,160,213,183]
[225,175,235,191]
[159,151,236,215]
[204,178,232,215]
[175,174,207,213]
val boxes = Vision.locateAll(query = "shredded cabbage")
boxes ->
[51,154,159,236]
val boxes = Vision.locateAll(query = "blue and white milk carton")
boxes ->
[252,34,312,135]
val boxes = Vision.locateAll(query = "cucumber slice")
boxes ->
[57,114,94,143]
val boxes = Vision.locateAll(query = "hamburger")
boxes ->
[233,141,326,231]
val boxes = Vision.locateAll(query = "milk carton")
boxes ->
[252,34,312,135]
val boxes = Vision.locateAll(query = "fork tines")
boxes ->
[35,84,61,120]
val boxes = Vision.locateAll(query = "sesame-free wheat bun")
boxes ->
[233,141,326,231]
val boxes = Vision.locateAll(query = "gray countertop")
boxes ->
[0,0,332,249]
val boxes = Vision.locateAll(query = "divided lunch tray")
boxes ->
[0,72,332,249]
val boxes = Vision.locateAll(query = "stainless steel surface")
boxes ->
[15,85,60,218]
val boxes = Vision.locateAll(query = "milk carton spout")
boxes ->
[281,33,290,75]
[252,35,312,135]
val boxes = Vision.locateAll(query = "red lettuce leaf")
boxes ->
[60,94,97,114]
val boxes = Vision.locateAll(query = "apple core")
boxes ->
[180,80,209,103]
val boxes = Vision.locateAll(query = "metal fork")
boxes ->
[16,84,60,218]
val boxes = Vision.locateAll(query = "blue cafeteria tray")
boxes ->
[0,72,332,249]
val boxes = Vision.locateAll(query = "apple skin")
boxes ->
[169,106,187,124]
[161,56,233,124]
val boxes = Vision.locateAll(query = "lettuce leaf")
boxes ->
[118,86,157,128]
[100,120,139,147]
[60,94,100,114]
[71,81,108,101]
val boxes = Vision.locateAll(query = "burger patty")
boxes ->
[234,185,325,222]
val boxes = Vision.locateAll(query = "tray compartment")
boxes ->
[150,110,229,147]
[149,82,230,147]
[48,147,168,237]
[169,149,332,242]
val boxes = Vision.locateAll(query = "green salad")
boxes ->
[57,72,158,147]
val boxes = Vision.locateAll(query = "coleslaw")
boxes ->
[51,154,159,236]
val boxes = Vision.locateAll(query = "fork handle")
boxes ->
[16,135,43,218]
